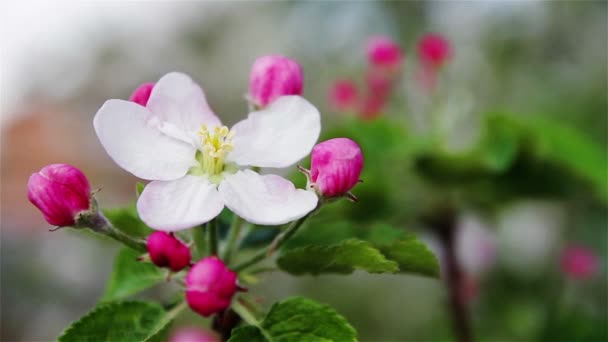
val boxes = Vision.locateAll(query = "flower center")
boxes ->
[190,125,235,182]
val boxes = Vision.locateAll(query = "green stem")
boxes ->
[222,215,244,264]
[233,214,312,272]
[192,224,207,259]
[208,219,218,256]
[88,212,147,252]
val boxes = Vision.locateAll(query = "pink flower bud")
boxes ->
[365,69,393,99]
[248,55,303,107]
[366,36,404,72]
[359,95,387,120]
[310,138,364,198]
[146,232,191,272]
[186,257,238,317]
[418,33,452,69]
[27,164,91,226]
[328,79,359,112]
[169,327,219,342]
[129,82,155,107]
[560,245,600,280]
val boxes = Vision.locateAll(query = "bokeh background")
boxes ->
[1,1,606,341]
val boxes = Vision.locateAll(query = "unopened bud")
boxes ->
[146,232,191,272]
[186,257,238,317]
[248,55,303,108]
[129,82,155,107]
[309,138,364,199]
[27,164,92,227]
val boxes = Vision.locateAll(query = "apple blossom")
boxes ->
[27,164,91,227]
[146,231,191,272]
[308,138,363,198]
[186,257,238,317]
[366,36,404,72]
[94,72,319,231]
[129,82,155,106]
[248,55,303,108]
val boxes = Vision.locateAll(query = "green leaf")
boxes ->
[58,301,172,342]
[103,205,153,239]
[229,297,357,342]
[277,239,399,276]
[136,182,145,197]
[102,248,165,302]
[229,326,265,342]
[377,235,440,277]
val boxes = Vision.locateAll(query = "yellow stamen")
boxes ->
[196,125,234,176]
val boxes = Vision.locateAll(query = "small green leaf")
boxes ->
[377,235,440,277]
[58,301,171,342]
[229,297,357,342]
[102,248,165,302]
[136,182,145,197]
[103,205,153,239]
[277,239,399,275]
[229,326,265,342]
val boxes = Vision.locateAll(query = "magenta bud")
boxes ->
[146,232,191,272]
[310,138,364,198]
[560,245,600,280]
[169,327,219,342]
[418,33,452,69]
[27,164,91,227]
[186,257,238,317]
[248,55,303,108]
[129,82,155,107]
[366,36,404,72]
[328,79,359,112]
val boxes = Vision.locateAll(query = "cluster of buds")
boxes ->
[329,32,452,118]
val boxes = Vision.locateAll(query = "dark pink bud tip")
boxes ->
[418,33,452,69]
[560,245,600,280]
[366,36,404,72]
[27,164,91,227]
[129,82,155,107]
[248,55,303,108]
[146,232,191,272]
[310,138,364,198]
[186,257,238,317]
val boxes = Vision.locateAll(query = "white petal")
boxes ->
[137,175,224,231]
[219,169,318,225]
[227,96,321,168]
[94,99,196,180]
[147,72,222,135]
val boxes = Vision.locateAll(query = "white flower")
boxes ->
[94,72,320,231]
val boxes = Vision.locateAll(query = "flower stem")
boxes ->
[233,214,312,272]
[208,219,219,256]
[192,224,207,259]
[431,206,473,342]
[222,215,244,264]
[88,212,147,252]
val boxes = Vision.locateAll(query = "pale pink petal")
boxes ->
[219,170,318,225]
[227,96,320,168]
[94,99,196,180]
[147,72,222,136]
[137,175,224,231]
